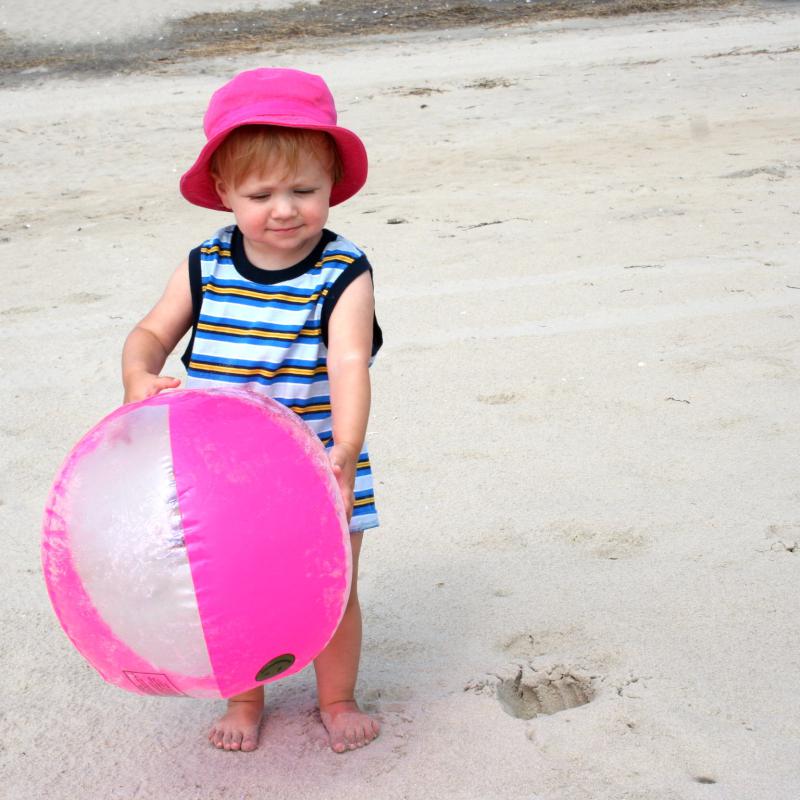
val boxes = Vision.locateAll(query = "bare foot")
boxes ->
[209,691,264,752]
[319,700,380,753]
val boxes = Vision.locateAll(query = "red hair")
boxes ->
[210,125,343,188]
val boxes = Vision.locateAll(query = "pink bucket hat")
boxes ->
[180,68,368,210]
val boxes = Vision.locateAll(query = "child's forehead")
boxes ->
[241,148,329,178]
[239,157,328,186]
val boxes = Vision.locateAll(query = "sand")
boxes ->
[2,1,800,798]
[0,0,312,44]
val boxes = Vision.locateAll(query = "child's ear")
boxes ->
[213,177,231,210]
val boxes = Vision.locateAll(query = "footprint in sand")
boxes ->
[496,665,594,720]
[477,392,519,405]
[551,520,647,560]
[467,663,595,720]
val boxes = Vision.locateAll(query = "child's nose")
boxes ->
[271,193,295,218]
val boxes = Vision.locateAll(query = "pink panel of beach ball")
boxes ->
[42,389,351,698]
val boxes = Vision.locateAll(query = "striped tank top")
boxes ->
[182,224,382,532]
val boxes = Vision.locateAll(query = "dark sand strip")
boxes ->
[1,0,736,83]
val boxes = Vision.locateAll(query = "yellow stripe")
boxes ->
[289,402,331,416]
[321,254,355,266]
[354,496,375,508]
[357,458,371,470]
[200,246,352,267]
[200,246,232,258]
[204,284,328,304]
[189,361,327,379]
[197,322,321,340]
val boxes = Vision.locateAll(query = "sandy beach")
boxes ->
[2,1,800,798]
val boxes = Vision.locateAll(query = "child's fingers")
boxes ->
[326,453,354,520]
[124,376,181,404]
[155,376,181,390]
[145,376,181,398]
[339,491,354,522]
[328,447,345,471]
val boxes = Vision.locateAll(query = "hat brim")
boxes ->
[179,119,368,210]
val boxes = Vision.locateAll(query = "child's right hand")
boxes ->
[120,258,193,404]
[123,371,181,404]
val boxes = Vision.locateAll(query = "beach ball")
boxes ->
[42,388,351,698]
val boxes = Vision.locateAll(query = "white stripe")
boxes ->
[192,339,326,363]
[68,404,213,678]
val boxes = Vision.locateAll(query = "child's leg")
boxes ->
[314,532,381,753]
[208,685,264,752]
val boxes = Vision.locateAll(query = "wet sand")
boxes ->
[2,0,736,81]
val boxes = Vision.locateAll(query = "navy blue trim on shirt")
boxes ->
[180,226,383,370]
[180,246,203,370]
[321,260,383,357]
[230,226,336,284]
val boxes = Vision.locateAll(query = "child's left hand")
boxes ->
[328,443,357,522]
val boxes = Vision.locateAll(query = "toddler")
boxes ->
[121,68,382,754]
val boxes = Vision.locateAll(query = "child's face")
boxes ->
[215,153,334,269]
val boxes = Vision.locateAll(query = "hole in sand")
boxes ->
[496,665,593,720]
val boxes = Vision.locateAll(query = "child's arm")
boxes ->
[122,259,194,403]
[326,271,375,521]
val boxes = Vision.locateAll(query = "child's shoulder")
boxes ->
[322,230,368,263]
[197,224,236,249]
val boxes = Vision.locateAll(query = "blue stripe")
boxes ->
[352,504,377,518]
[202,276,331,297]
[276,395,331,409]
[324,247,363,260]
[201,291,325,313]
[189,353,326,371]
[186,368,328,387]
[198,315,320,335]
[293,409,331,421]
[195,329,297,348]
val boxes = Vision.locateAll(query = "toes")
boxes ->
[210,725,258,752]
[321,707,380,753]
[348,718,378,749]
[345,721,367,750]
[328,726,348,753]
[350,723,366,749]
[223,729,239,750]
